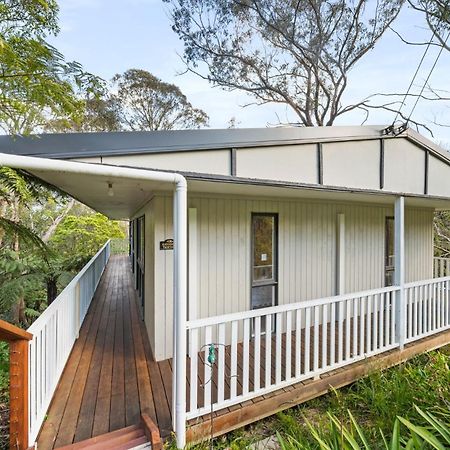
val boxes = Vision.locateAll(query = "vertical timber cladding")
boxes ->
[149,193,434,360]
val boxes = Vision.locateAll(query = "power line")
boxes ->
[393,32,434,124]
[407,30,450,123]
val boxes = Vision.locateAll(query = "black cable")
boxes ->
[407,30,450,124]
[393,32,435,124]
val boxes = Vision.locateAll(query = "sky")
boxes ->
[49,0,450,146]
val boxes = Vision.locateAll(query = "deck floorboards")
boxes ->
[37,255,450,449]
[37,256,173,449]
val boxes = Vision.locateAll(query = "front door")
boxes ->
[251,213,278,312]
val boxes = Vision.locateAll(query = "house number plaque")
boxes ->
[160,238,174,250]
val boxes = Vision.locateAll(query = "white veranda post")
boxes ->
[174,181,188,448]
[394,196,406,349]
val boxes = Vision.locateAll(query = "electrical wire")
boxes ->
[393,32,434,124]
[407,30,450,124]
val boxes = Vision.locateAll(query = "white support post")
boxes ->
[394,196,406,349]
[172,197,178,433]
[336,213,345,295]
[174,181,188,449]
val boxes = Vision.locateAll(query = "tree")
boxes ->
[166,0,405,126]
[0,167,52,252]
[51,213,125,269]
[46,95,123,132]
[0,0,103,134]
[410,1,450,51]
[111,69,209,130]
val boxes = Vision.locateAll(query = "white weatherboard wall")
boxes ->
[141,193,434,360]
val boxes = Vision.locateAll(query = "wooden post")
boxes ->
[141,414,163,450]
[9,339,29,450]
[0,319,33,450]
[394,197,406,349]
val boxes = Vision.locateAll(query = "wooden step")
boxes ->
[55,424,147,450]
[54,414,162,450]
[113,435,149,450]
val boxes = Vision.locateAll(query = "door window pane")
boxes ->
[252,215,275,282]
[251,285,275,310]
[385,217,395,286]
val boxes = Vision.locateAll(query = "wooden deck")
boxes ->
[38,256,450,449]
[37,256,173,449]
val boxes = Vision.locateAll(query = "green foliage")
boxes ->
[273,350,450,449]
[0,249,46,323]
[276,407,450,449]
[0,342,8,398]
[0,0,104,134]
[110,238,129,255]
[111,69,209,130]
[46,95,123,132]
[434,211,450,257]
[412,1,450,52]
[51,213,125,269]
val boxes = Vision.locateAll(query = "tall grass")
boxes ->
[277,406,450,450]
[175,348,449,449]
[275,349,450,449]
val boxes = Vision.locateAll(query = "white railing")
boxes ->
[186,285,400,419]
[434,257,450,278]
[404,277,450,344]
[27,240,111,444]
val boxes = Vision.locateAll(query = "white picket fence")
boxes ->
[186,276,450,420]
[186,285,400,419]
[27,241,111,444]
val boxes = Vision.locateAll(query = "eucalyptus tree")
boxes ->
[112,69,209,130]
[166,0,405,126]
[409,1,450,50]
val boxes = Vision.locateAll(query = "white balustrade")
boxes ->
[27,241,110,444]
[404,277,450,344]
[186,285,400,420]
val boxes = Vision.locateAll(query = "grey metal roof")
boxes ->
[0,125,389,159]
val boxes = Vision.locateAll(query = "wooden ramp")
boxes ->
[37,257,172,450]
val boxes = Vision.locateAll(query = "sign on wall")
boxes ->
[160,238,174,250]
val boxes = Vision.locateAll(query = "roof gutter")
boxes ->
[0,152,188,449]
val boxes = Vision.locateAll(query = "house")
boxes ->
[1,125,450,450]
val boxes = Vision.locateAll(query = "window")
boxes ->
[385,216,395,286]
[251,213,278,310]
